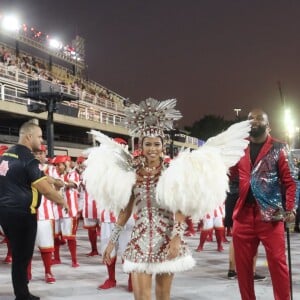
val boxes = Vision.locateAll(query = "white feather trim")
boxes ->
[205,120,250,168]
[123,255,195,274]
[83,131,136,214]
[156,120,250,220]
[157,147,228,220]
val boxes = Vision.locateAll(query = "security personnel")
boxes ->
[0,121,68,300]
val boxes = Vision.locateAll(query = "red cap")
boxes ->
[52,155,69,164]
[76,156,86,164]
[39,144,47,152]
[132,149,142,157]
[47,157,54,164]
[164,155,171,164]
[114,137,127,145]
[0,145,8,156]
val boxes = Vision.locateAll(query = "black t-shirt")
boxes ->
[0,144,45,214]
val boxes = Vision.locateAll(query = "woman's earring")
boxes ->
[141,155,146,166]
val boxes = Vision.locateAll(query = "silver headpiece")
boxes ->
[124,98,182,138]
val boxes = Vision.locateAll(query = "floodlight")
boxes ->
[1,15,21,32]
[49,38,63,50]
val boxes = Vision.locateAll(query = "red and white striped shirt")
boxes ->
[100,210,116,223]
[53,170,79,219]
[83,192,99,219]
[37,164,54,221]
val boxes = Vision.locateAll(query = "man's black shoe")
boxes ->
[28,294,40,300]
[227,270,237,279]
[254,273,266,282]
[294,226,300,233]
[15,294,40,300]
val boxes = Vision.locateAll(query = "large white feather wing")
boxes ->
[156,120,250,220]
[83,130,136,214]
[205,120,251,168]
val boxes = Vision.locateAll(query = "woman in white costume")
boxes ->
[105,135,193,299]
[84,98,250,300]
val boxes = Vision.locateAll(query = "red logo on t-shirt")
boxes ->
[0,160,9,176]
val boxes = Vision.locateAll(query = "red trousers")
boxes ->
[232,203,290,300]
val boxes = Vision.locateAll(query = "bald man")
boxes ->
[0,121,68,300]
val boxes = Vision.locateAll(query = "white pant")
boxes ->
[36,219,54,250]
[99,219,134,257]
[202,215,223,230]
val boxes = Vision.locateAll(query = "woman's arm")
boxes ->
[167,211,186,260]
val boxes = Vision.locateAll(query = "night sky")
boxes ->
[1,0,300,137]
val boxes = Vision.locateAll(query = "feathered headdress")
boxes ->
[124,98,182,138]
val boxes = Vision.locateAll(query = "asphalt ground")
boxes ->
[1,223,300,300]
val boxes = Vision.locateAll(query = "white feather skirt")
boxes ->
[123,255,196,274]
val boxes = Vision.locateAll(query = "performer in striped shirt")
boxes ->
[196,204,226,252]
[52,155,80,268]
[34,145,65,283]
[98,209,134,291]
[77,156,100,257]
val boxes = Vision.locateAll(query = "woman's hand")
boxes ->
[166,235,181,260]
[102,241,115,265]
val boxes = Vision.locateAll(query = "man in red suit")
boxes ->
[232,108,296,300]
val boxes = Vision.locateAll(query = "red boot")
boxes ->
[86,228,99,256]
[68,239,79,267]
[215,228,224,252]
[222,228,230,243]
[59,233,66,245]
[196,229,210,252]
[197,220,203,232]
[206,229,213,242]
[184,217,195,236]
[41,251,56,283]
[52,238,61,265]
[45,273,56,284]
[98,256,117,289]
[226,227,232,237]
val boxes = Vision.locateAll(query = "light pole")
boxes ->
[25,80,78,158]
[233,108,241,119]
[284,108,295,147]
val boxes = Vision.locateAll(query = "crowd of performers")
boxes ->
[0,102,298,300]
[0,142,239,288]
[0,143,131,289]
[0,141,298,297]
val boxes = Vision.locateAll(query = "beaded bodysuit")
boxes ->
[123,166,195,274]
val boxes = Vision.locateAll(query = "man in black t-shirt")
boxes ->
[0,121,68,300]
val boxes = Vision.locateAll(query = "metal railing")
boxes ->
[0,63,124,112]
[0,64,198,146]
[0,64,126,128]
